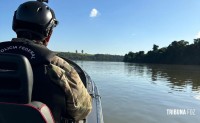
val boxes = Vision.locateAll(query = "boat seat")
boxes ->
[0,101,54,123]
[0,53,55,123]
[0,53,33,103]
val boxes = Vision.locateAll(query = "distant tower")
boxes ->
[76,50,78,53]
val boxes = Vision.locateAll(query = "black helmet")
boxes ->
[12,0,58,40]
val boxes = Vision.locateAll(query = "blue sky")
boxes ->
[1,0,200,55]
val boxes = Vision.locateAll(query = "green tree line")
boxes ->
[57,52,124,62]
[124,38,200,65]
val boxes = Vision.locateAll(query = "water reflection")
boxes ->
[125,63,200,92]
[75,61,200,123]
[124,63,147,77]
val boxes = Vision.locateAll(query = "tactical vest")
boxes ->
[0,40,67,123]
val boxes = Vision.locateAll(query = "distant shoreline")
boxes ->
[57,52,124,62]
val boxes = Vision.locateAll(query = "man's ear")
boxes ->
[44,30,53,46]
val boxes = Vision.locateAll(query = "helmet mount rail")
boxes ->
[37,0,48,3]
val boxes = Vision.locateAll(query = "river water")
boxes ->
[76,61,200,123]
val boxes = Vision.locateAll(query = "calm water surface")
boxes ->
[76,61,200,123]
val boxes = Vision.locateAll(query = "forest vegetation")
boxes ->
[124,38,200,65]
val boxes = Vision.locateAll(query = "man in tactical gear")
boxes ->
[0,0,92,122]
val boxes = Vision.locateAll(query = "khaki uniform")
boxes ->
[48,56,92,120]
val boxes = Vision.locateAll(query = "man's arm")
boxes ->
[47,56,92,120]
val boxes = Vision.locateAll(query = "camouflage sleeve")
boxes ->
[47,56,92,120]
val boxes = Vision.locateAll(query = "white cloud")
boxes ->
[90,8,99,18]
[196,32,200,38]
